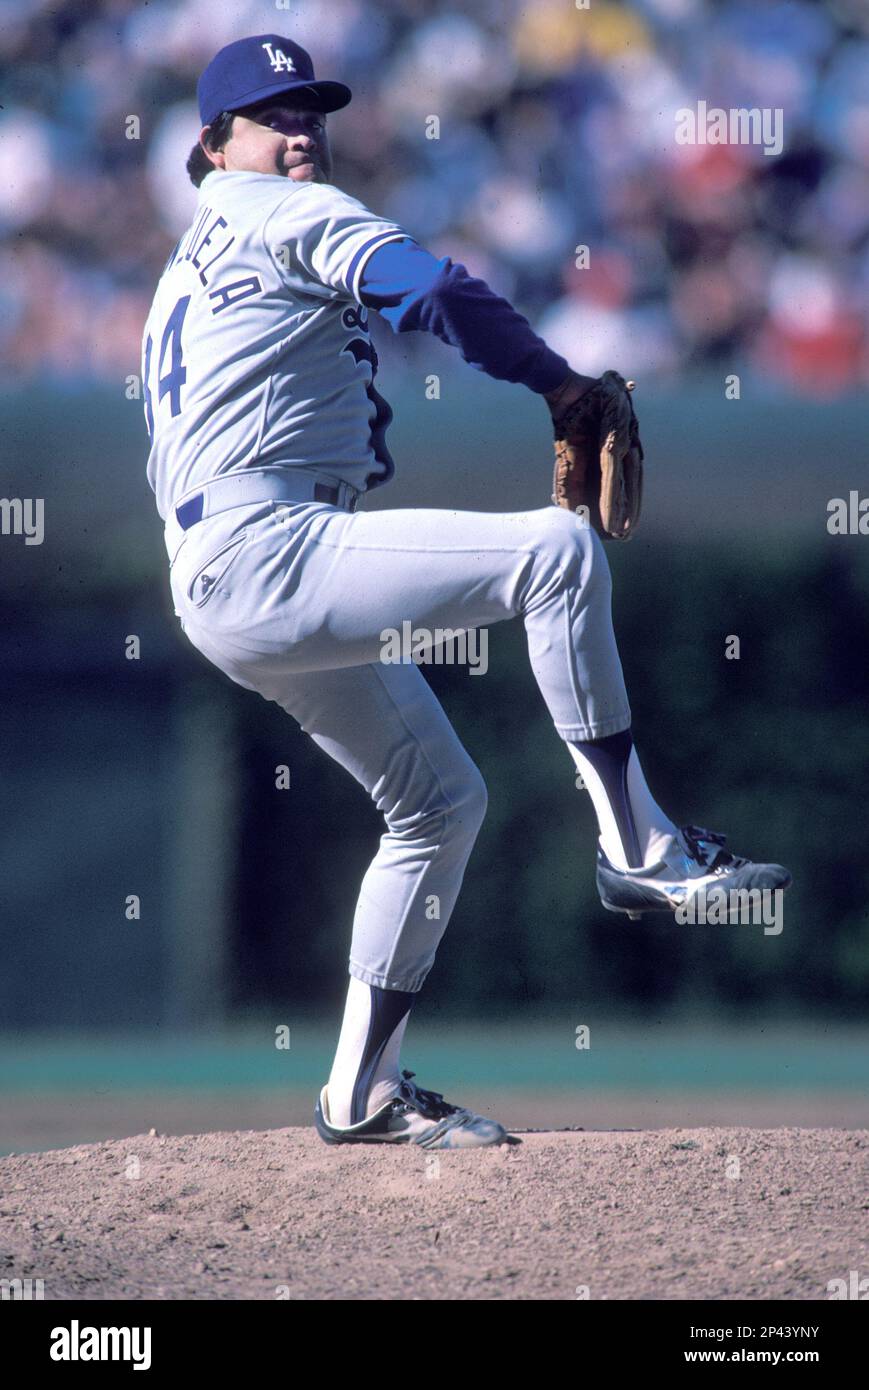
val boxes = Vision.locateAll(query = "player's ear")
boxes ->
[199,125,227,170]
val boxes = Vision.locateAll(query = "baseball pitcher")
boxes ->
[142,35,790,1150]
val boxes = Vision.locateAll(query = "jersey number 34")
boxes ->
[143,295,191,437]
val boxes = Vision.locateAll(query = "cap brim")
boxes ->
[222,77,352,120]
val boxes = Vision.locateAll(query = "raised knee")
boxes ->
[533,506,606,584]
[536,505,589,549]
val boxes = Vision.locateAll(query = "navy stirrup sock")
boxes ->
[574,729,642,869]
[350,984,415,1125]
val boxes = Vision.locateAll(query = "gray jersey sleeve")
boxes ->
[264,181,410,303]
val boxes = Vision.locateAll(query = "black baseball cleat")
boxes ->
[596,824,792,920]
[314,1069,514,1149]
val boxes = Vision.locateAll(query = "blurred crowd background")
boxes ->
[2,0,869,394]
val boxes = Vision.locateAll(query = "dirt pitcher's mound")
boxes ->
[2,1127,866,1300]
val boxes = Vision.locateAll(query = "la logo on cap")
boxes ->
[261,42,296,73]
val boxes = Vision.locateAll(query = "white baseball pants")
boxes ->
[166,498,631,992]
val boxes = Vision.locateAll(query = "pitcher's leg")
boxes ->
[184,501,633,738]
[268,659,487,1125]
[271,659,488,993]
[176,501,674,879]
[178,499,641,877]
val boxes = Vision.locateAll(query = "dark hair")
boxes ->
[186,109,236,187]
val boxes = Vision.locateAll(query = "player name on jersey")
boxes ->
[165,204,262,315]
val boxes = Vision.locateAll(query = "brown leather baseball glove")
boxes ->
[544,369,644,541]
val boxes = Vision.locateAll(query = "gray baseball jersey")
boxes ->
[142,169,409,520]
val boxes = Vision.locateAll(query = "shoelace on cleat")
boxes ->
[681,824,747,874]
[393,1069,462,1121]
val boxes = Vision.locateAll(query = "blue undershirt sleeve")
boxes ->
[358,237,570,395]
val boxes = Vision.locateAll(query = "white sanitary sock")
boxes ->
[326,976,410,1127]
[568,743,678,870]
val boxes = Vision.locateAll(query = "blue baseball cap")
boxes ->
[197,35,352,129]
